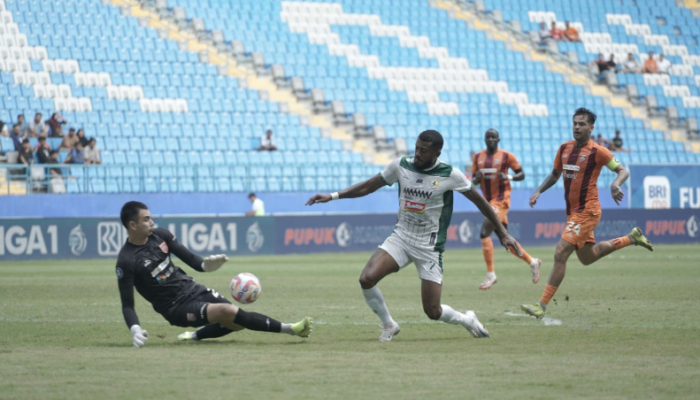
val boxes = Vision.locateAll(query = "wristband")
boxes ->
[330,192,340,200]
[507,174,513,181]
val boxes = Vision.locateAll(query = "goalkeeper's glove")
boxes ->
[130,325,148,348]
[202,254,229,272]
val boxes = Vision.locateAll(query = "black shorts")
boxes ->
[163,287,231,328]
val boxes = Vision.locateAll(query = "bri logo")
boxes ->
[404,200,426,214]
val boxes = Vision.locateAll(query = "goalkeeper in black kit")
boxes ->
[116,201,312,348]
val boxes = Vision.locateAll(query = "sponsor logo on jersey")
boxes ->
[404,200,426,214]
[187,313,196,322]
[150,257,171,277]
[579,154,587,163]
[565,173,578,179]
[159,241,169,254]
[416,179,423,184]
[403,187,433,199]
[563,164,580,171]
[480,168,497,173]
[144,260,152,267]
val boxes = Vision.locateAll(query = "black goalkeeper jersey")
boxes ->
[116,228,206,328]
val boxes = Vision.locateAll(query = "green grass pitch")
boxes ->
[1,244,699,399]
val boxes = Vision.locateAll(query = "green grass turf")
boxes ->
[1,244,699,400]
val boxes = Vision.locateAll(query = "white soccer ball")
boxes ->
[230,273,262,304]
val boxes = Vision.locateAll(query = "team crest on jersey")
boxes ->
[431,178,440,189]
[494,159,501,166]
[579,154,587,163]
[159,241,169,254]
[478,160,484,164]
[563,153,569,159]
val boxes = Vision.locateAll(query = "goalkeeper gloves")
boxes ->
[202,254,229,272]
[130,325,148,348]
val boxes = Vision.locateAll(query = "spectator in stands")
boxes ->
[76,128,89,147]
[65,142,87,164]
[245,193,266,217]
[538,22,552,45]
[595,134,610,149]
[550,22,564,41]
[623,53,641,74]
[60,128,80,151]
[657,54,671,74]
[564,21,579,42]
[0,119,7,137]
[19,139,34,167]
[46,113,67,137]
[45,150,63,176]
[592,53,613,81]
[257,130,277,151]
[28,113,49,137]
[644,51,658,74]
[10,123,25,151]
[16,114,28,135]
[36,137,52,163]
[607,54,618,73]
[609,130,630,153]
[84,138,101,164]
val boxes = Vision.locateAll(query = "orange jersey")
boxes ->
[553,140,614,215]
[472,149,521,204]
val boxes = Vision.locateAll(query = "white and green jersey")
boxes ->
[380,157,472,252]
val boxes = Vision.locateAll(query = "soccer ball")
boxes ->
[230,273,261,304]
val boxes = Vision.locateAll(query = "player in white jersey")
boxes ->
[306,130,522,341]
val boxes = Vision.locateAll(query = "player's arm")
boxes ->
[498,168,525,182]
[116,260,148,348]
[156,228,227,272]
[607,157,629,205]
[306,174,387,205]
[529,169,562,208]
[462,189,522,256]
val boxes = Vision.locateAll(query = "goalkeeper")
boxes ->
[116,201,311,348]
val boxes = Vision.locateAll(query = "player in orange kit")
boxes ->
[472,129,542,290]
[521,108,653,318]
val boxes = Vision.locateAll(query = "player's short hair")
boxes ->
[248,192,256,199]
[120,201,148,229]
[485,128,499,137]
[417,130,443,150]
[573,107,596,125]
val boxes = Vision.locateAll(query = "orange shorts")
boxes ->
[488,200,510,225]
[561,211,601,249]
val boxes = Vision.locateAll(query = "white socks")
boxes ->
[438,304,467,326]
[363,286,393,325]
[486,272,496,279]
[281,323,294,335]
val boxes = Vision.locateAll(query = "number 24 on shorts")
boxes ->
[566,222,582,235]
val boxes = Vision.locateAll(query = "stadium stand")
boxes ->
[1,0,699,195]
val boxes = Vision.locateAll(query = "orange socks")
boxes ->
[539,284,558,306]
[612,236,632,250]
[481,237,494,273]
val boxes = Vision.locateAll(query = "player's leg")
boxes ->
[575,227,654,265]
[178,289,244,341]
[417,253,489,338]
[521,238,576,318]
[478,217,498,289]
[494,205,542,283]
[360,244,405,341]
[206,303,312,337]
